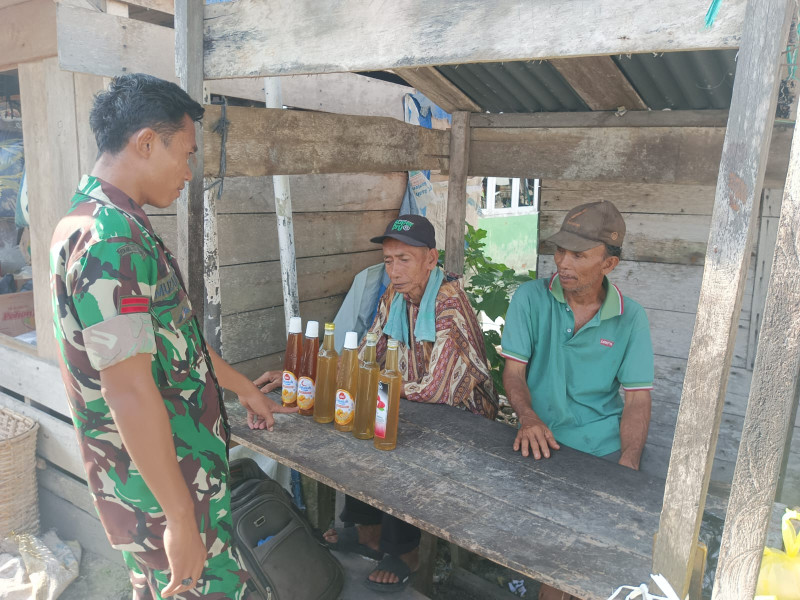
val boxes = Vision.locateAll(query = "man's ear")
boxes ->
[133,128,157,158]
[427,247,439,268]
[602,255,620,275]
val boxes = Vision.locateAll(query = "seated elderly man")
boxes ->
[501,201,653,600]
[323,214,497,592]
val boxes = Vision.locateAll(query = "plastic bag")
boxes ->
[756,509,800,600]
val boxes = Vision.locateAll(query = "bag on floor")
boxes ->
[230,457,345,600]
[756,509,800,600]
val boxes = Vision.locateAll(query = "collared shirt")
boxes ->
[50,175,234,558]
[360,275,498,420]
[501,274,653,456]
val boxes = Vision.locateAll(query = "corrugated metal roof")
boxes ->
[434,49,737,113]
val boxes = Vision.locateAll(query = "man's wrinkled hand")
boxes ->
[253,370,282,394]
[513,415,560,459]
[161,513,206,598]
[240,390,297,431]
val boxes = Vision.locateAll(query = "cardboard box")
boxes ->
[0,291,35,337]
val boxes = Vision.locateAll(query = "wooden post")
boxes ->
[711,121,800,599]
[444,111,470,274]
[652,0,795,596]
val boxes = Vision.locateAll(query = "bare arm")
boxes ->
[618,389,651,470]
[100,353,205,597]
[503,360,560,459]
[206,346,297,430]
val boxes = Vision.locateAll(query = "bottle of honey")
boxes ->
[352,332,380,439]
[281,316,303,408]
[334,331,359,432]
[374,338,402,451]
[313,323,338,424]
[297,321,319,416]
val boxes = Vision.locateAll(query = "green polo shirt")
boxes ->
[501,274,653,456]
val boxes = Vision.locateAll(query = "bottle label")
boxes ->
[281,371,297,405]
[334,389,354,425]
[297,376,315,410]
[374,381,388,438]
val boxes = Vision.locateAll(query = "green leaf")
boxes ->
[481,288,510,321]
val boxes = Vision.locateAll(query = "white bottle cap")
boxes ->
[288,316,302,334]
[387,338,399,349]
[305,320,319,338]
[344,331,358,349]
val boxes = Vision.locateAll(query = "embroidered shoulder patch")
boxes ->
[600,338,614,348]
[119,296,151,315]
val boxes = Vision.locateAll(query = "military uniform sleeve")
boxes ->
[69,238,157,371]
[500,283,535,365]
[617,306,654,391]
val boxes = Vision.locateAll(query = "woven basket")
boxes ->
[0,406,40,537]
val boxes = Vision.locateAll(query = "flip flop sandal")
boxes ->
[325,526,383,560]
[363,555,413,593]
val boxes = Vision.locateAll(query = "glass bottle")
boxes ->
[297,321,319,416]
[334,331,359,432]
[352,333,380,439]
[374,338,402,451]
[313,323,338,424]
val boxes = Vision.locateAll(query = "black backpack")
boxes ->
[229,458,345,600]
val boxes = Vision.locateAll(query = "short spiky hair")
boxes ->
[89,73,204,155]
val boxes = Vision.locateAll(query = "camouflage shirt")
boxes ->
[50,175,233,559]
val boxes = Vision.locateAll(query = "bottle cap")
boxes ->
[288,316,302,334]
[305,321,319,338]
[344,331,358,349]
[365,332,378,346]
[387,338,399,349]
[324,322,335,332]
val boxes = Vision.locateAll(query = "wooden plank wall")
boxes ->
[147,173,407,380]
[537,181,799,504]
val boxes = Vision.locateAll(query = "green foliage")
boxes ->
[440,224,534,396]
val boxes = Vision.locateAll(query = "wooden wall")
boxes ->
[537,181,799,503]
[148,173,407,380]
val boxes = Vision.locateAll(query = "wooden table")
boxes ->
[230,395,666,600]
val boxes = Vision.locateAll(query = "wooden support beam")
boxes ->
[468,123,792,186]
[394,66,481,113]
[652,0,795,596]
[711,111,800,600]
[549,56,648,111]
[0,0,57,72]
[444,112,470,275]
[203,0,747,79]
[202,105,449,177]
[470,109,731,129]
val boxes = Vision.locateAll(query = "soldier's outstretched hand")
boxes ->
[240,389,298,431]
[253,370,282,393]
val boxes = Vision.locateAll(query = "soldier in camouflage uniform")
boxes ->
[50,74,292,600]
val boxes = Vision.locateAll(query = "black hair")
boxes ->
[89,73,204,155]
[605,244,622,259]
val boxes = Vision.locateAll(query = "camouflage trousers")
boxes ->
[123,545,249,600]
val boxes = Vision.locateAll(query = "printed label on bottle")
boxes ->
[334,389,354,425]
[374,382,389,438]
[281,371,297,405]
[297,376,315,410]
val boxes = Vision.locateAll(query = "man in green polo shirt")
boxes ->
[502,200,652,466]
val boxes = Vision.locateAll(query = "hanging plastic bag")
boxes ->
[756,509,800,600]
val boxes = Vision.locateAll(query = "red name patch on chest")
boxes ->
[600,338,614,348]
[119,296,151,314]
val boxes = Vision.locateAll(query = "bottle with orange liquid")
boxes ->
[281,316,303,408]
[297,321,319,416]
[313,323,338,424]
[334,331,359,432]
[374,338,402,451]
[352,332,380,439]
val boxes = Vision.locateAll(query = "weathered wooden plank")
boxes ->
[540,181,717,215]
[230,395,663,599]
[203,0,746,79]
[219,250,383,316]
[549,56,648,111]
[470,109,731,129]
[122,0,173,14]
[203,105,449,177]
[652,1,795,594]
[229,352,285,383]
[221,295,344,364]
[469,124,792,186]
[0,392,83,478]
[445,112,470,275]
[711,97,800,600]
[0,335,70,417]
[540,211,712,265]
[394,66,481,113]
[0,0,57,72]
